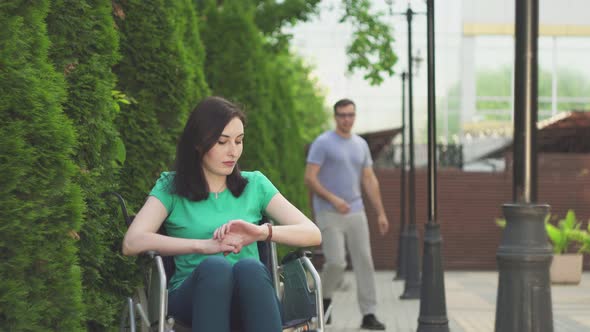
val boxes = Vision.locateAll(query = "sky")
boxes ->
[286,0,590,135]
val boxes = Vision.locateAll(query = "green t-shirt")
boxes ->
[149,170,279,291]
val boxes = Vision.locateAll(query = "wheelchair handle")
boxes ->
[102,191,134,227]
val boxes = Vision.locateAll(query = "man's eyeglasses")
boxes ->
[335,112,356,118]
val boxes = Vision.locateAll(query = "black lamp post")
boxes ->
[399,2,422,300]
[394,71,408,281]
[387,0,424,297]
[394,54,421,282]
[417,0,449,330]
[494,0,553,331]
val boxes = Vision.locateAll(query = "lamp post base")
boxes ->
[495,203,553,332]
[400,223,421,299]
[417,223,449,332]
[394,227,408,281]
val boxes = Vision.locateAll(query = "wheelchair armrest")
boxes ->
[140,251,176,288]
[280,249,312,265]
[142,250,160,259]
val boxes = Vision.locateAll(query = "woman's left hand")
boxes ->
[213,220,265,252]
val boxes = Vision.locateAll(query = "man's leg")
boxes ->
[317,211,347,299]
[232,258,282,332]
[168,256,233,332]
[344,211,378,316]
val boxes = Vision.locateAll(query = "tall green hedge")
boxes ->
[266,51,328,215]
[200,0,328,212]
[286,57,330,144]
[200,0,280,181]
[114,0,210,209]
[46,1,137,329]
[0,1,84,330]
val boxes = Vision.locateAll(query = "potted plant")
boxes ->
[546,210,584,284]
[496,210,588,284]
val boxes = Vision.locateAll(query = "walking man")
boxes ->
[305,98,390,330]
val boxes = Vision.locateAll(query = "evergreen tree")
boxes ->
[45,1,137,329]
[254,0,398,85]
[266,52,328,215]
[288,58,330,145]
[113,0,209,209]
[200,0,280,181]
[0,1,84,330]
[200,0,329,220]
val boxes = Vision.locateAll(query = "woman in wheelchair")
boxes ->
[122,96,322,332]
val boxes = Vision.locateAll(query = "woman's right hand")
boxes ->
[213,220,262,256]
[200,238,239,255]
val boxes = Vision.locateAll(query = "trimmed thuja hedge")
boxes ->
[200,1,329,260]
[265,51,328,216]
[46,1,138,330]
[114,0,210,210]
[200,0,328,215]
[0,1,329,329]
[200,0,280,182]
[0,2,84,330]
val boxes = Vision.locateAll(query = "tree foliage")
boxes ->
[200,0,280,181]
[266,51,328,215]
[0,0,399,328]
[46,1,137,329]
[0,1,84,330]
[210,0,398,86]
[255,0,322,35]
[340,0,398,85]
[201,0,328,214]
[113,0,210,210]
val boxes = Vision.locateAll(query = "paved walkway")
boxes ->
[327,271,590,332]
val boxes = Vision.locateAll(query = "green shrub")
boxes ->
[200,0,328,193]
[545,210,581,254]
[114,0,209,210]
[554,211,590,255]
[0,2,83,330]
[200,1,328,259]
[200,0,280,181]
[265,51,328,214]
[46,1,138,329]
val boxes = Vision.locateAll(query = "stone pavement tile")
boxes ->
[554,316,590,332]
[443,277,464,290]
[325,271,590,332]
[445,291,493,309]
[451,312,494,332]
[569,315,590,327]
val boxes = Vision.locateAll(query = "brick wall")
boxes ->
[312,153,590,270]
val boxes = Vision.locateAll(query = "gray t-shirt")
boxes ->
[307,130,373,214]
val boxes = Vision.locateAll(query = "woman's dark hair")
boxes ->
[172,96,248,201]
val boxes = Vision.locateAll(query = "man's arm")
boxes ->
[361,167,390,235]
[304,163,350,214]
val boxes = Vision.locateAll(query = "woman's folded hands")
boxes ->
[212,220,266,256]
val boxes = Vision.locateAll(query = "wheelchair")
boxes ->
[107,192,325,332]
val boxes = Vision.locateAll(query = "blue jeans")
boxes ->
[168,256,282,332]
